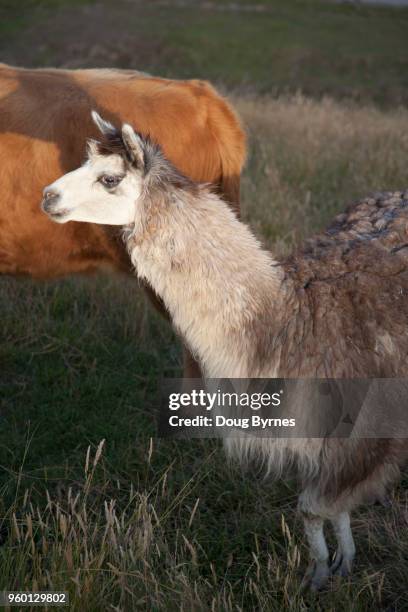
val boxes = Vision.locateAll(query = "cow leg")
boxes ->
[142,281,202,379]
[182,344,202,378]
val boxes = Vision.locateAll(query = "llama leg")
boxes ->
[330,512,355,577]
[300,511,330,590]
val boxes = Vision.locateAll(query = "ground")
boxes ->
[0,1,408,610]
[1,0,408,105]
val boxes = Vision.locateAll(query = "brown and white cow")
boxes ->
[0,63,246,376]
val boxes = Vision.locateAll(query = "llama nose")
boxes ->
[42,188,60,211]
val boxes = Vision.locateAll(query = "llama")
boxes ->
[0,63,246,378]
[41,112,408,589]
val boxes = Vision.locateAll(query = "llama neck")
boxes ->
[127,188,285,378]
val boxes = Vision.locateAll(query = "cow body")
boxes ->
[0,65,245,375]
[0,64,245,278]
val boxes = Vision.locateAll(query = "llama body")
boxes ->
[42,113,408,589]
[128,189,408,379]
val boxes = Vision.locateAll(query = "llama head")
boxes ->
[42,111,194,226]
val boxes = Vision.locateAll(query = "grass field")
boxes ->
[1,1,408,610]
[1,0,408,105]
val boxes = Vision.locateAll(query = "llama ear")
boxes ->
[86,139,99,158]
[91,111,116,136]
[121,124,146,170]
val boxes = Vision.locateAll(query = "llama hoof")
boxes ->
[330,551,353,577]
[301,560,331,591]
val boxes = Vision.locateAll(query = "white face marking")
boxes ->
[42,152,141,226]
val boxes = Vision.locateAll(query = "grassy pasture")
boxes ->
[1,94,408,610]
[1,0,408,610]
[0,0,408,106]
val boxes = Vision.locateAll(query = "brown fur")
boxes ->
[120,166,407,579]
[92,136,408,513]
[246,191,408,506]
[0,63,246,376]
[52,126,408,583]
[279,191,408,378]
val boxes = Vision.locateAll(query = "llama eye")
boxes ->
[99,175,122,189]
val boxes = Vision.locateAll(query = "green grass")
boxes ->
[1,0,408,607]
[162,3,408,104]
[0,0,94,38]
[1,0,408,105]
[1,95,408,610]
